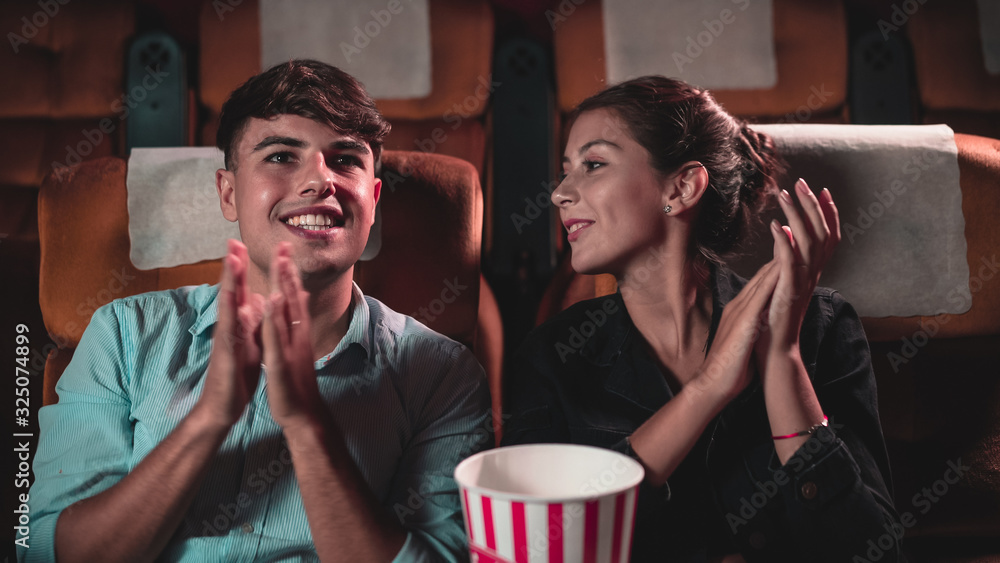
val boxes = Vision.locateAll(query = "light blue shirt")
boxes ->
[20,283,491,562]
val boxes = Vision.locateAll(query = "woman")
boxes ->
[501,76,900,562]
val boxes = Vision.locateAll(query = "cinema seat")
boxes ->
[550,0,849,123]
[908,0,1000,139]
[197,0,494,173]
[196,1,504,426]
[38,150,501,436]
[531,132,1000,562]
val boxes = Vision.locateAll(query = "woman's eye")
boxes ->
[583,160,605,171]
[558,171,568,182]
[265,152,295,164]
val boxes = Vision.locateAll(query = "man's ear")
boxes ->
[663,162,709,213]
[216,168,239,222]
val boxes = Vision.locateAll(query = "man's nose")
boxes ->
[299,152,335,196]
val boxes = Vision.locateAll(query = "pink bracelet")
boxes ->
[772,415,829,440]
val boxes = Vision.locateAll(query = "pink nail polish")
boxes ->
[796,178,809,194]
[780,189,792,203]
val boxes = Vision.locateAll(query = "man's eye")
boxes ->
[265,152,295,164]
[332,154,362,168]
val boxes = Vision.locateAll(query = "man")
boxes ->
[21,60,491,563]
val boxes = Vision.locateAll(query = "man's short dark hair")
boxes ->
[216,59,391,172]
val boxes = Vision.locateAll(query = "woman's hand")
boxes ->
[634,260,779,485]
[688,259,780,405]
[756,179,840,463]
[261,242,325,431]
[765,178,841,351]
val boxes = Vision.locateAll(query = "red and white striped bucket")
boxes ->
[454,444,644,563]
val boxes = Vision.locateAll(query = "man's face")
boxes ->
[216,114,381,287]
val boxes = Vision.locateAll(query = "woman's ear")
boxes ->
[216,168,239,222]
[663,162,709,213]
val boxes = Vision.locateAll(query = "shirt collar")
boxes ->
[190,282,373,364]
[190,286,220,337]
[315,282,371,368]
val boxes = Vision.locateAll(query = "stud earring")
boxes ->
[663,205,672,214]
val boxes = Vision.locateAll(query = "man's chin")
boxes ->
[296,259,356,287]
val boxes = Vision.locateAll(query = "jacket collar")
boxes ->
[577,264,753,413]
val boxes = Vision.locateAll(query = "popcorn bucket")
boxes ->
[454,443,644,563]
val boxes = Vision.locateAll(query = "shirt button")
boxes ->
[800,481,818,500]
[241,523,255,533]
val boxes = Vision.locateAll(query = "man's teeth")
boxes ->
[283,214,338,231]
[568,222,590,233]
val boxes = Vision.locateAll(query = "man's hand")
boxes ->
[261,242,325,430]
[197,240,266,428]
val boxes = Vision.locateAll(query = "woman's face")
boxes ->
[553,108,670,276]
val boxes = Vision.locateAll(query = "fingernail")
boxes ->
[795,178,808,193]
[770,219,780,232]
[779,189,792,203]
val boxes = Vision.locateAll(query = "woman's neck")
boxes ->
[618,250,714,386]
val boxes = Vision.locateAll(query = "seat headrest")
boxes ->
[259,0,432,99]
[602,0,777,90]
[732,124,968,319]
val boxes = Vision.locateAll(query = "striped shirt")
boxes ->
[21,282,492,563]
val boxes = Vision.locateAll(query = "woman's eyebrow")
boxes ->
[562,139,623,162]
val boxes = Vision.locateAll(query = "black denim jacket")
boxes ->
[502,266,901,562]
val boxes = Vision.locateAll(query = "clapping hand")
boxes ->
[761,178,841,354]
[261,242,325,430]
[199,240,266,427]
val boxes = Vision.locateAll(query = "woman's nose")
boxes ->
[551,174,576,207]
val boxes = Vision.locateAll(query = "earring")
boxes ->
[663,205,672,214]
